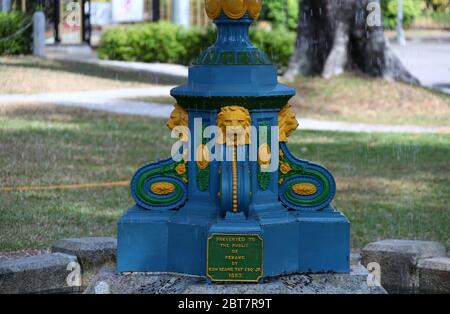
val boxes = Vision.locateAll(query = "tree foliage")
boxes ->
[423,0,450,12]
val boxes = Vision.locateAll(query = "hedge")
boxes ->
[250,27,296,70]
[98,22,296,70]
[0,11,33,55]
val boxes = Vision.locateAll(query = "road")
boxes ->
[391,42,450,94]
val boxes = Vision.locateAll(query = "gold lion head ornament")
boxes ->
[217,106,252,145]
[167,104,189,142]
[278,104,299,142]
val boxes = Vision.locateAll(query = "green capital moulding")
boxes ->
[116,0,350,281]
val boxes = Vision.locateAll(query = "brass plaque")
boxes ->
[207,233,263,282]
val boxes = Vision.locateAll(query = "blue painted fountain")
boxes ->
[117,0,350,282]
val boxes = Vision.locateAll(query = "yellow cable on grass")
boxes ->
[0,181,129,192]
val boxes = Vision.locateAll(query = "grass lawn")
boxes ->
[125,75,450,128]
[2,56,449,127]
[289,74,450,126]
[0,56,156,94]
[129,75,450,127]
[0,104,448,251]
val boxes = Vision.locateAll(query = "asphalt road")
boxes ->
[391,42,450,94]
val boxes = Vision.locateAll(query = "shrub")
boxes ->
[381,0,422,29]
[177,26,216,65]
[98,22,215,65]
[250,28,296,70]
[0,11,33,55]
[98,22,296,70]
[261,0,299,31]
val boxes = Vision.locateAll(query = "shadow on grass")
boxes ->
[3,59,185,85]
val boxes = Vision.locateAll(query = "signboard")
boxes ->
[91,0,112,26]
[112,0,144,23]
[207,233,263,282]
[59,0,82,44]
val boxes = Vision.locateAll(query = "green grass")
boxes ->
[2,56,449,127]
[289,132,450,249]
[289,74,450,126]
[0,56,158,94]
[413,12,450,29]
[0,105,449,251]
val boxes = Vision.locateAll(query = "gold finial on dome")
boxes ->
[205,0,262,20]
[246,0,263,18]
[205,0,222,19]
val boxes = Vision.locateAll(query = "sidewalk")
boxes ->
[0,87,173,104]
[1,88,447,134]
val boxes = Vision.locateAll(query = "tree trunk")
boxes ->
[284,0,419,85]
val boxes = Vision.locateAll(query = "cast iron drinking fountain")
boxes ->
[117,0,350,283]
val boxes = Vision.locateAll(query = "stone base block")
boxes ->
[85,265,386,294]
[417,257,450,293]
[362,239,446,293]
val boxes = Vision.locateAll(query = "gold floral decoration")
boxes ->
[175,163,186,175]
[279,161,292,174]
[150,182,176,195]
[292,183,317,196]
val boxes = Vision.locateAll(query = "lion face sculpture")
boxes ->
[278,104,299,142]
[217,106,251,145]
[167,104,189,142]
